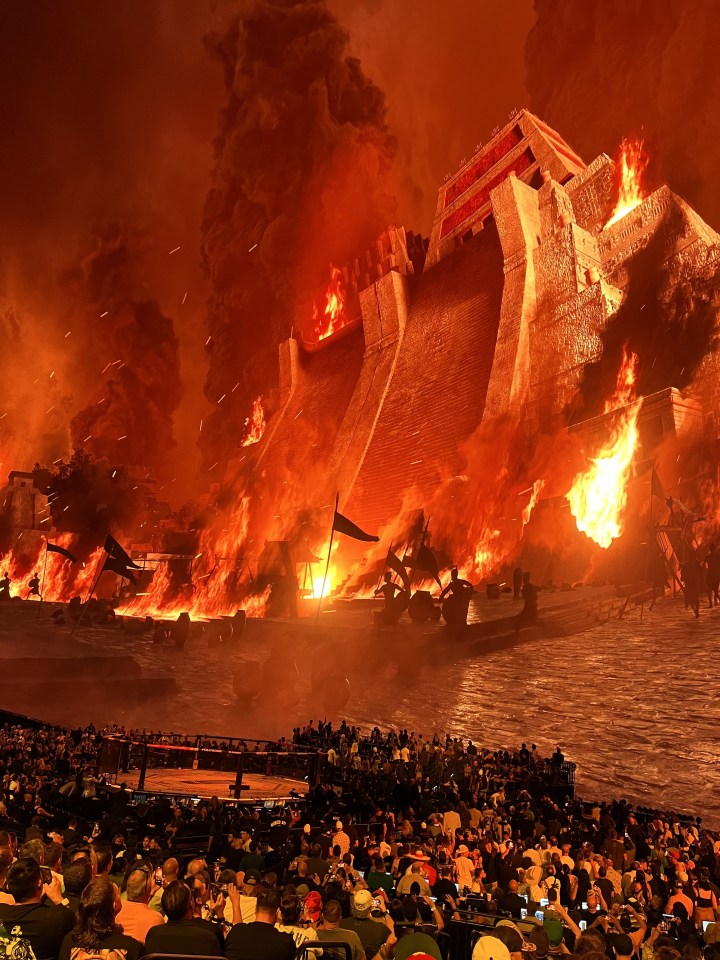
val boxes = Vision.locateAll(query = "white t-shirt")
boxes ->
[276,924,320,949]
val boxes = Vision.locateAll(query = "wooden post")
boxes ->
[36,542,49,620]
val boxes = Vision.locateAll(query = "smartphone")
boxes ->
[704,922,712,933]
[40,867,52,884]
[540,898,549,907]
[520,908,527,919]
[582,902,588,911]
[372,898,382,909]
[535,910,545,921]
[154,870,163,886]
[521,894,528,903]
[579,920,587,931]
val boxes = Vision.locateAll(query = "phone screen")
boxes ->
[582,902,588,911]
[520,908,527,919]
[704,922,712,933]
[579,920,587,931]
[540,898,549,907]
[535,910,544,921]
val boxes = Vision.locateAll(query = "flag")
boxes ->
[650,467,665,501]
[332,510,379,543]
[101,556,137,583]
[104,533,141,569]
[404,543,441,586]
[386,549,411,592]
[46,542,77,564]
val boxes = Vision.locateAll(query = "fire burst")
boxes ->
[313,266,346,341]
[241,397,265,447]
[604,139,649,230]
[567,350,640,549]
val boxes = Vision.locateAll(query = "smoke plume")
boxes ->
[200,0,400,464]
[526,1,720,230]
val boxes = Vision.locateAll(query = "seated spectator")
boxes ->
[61,860,93,917]
[341,888,392,959]
[396,864,431,897]
[144,880,223,957]
[224,887,295,960]
[0,857,74,960]
[59,876,142,960]
[498,879,527,918]
[275,892,321,950]
[116,865,164,942]
[0,848,14,905]
[317,898,366,960]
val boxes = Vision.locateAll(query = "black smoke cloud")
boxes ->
[200,0,400,463]
[526,1,720,231]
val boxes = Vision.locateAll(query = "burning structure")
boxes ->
[3,108,720,619]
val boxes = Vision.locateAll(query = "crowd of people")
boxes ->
[0,714,718,960]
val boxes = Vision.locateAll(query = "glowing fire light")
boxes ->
[567,349,641,549]
[604,139,649,230]
[241,397,265,447]
[313,266,346,341]
[309,568,334,599]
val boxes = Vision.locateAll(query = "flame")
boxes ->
[241,396,265,447]
[604,139,649,230]
[0,536,104,601]
[521,479,546,526]
[313,266,346,341]
[309,567,333,599]
[567,349,640,549]
[117,498,270,622]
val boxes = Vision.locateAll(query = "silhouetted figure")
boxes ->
[375,573,407,626]
[440,567,473,626]
[512,566,523,599]
[680,555,703,618]
[515,571,539,637]
[26,572,40,600]
[0,573,11,601]
[648,549,668,609]
[704,543,720,608]
[171,611,191,649]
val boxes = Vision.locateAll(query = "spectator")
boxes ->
[61,861,92,917]
[144,881,223,957]
[224,887,295,960]
[341,889,392,959]
[317,898,366,960]
[0,858,74,960]
[59,876,142,960]
[275,892,321,950]
[116,866,164,942]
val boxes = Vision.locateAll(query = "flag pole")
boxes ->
[71,550,106,638]
[315,493,338,625]
[408,514,431,595]
[36,541,49,620]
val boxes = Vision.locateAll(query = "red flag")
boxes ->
[332,510,379,543]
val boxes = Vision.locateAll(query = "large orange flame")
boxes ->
[567,349,640,548]
[241,396,265,447]
[604,139,649,230]
[313,266,346,341]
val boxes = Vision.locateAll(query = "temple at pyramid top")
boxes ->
[426,109,586,265]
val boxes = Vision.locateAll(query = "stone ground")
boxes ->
[0,588,717,823]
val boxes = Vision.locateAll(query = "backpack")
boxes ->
[0,923,38,960]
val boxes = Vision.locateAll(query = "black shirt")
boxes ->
[59,930,143,960]
[498,891,527,918]
[224,921,295,960]
[0,901,75,960]
[145,919,223,957]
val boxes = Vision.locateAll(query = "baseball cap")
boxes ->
[305,890,323,921]
[543,917,564,948]
[472,935,512,960]
[243,868,261,885]
[496,919,537,953]
[353,889,373,913]
[395,932,443,960]
[335,820,344,830]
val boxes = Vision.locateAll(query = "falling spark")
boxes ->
[46,406,54,415]
[182,292,188,304]
[49,371,55,379]
[205,336,212,347]
[117,435,127,440]
[218,394,226,404]
[100,311,109,318]
[64,331,71,338]
[208,462,218,471]
[231,382,240,392]
[84,435,92,442]
[101,363,112,374]
[248,243,258,252]
[111,470,117,478]
[169,246,181,255]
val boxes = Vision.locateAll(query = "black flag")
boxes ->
[386,549,411,592]
[101,556,137,584]
[104,533,141,569]
[404,543,441,586]
[46,542,77,564]
[650,467,665,501]
[332,510,379,543]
